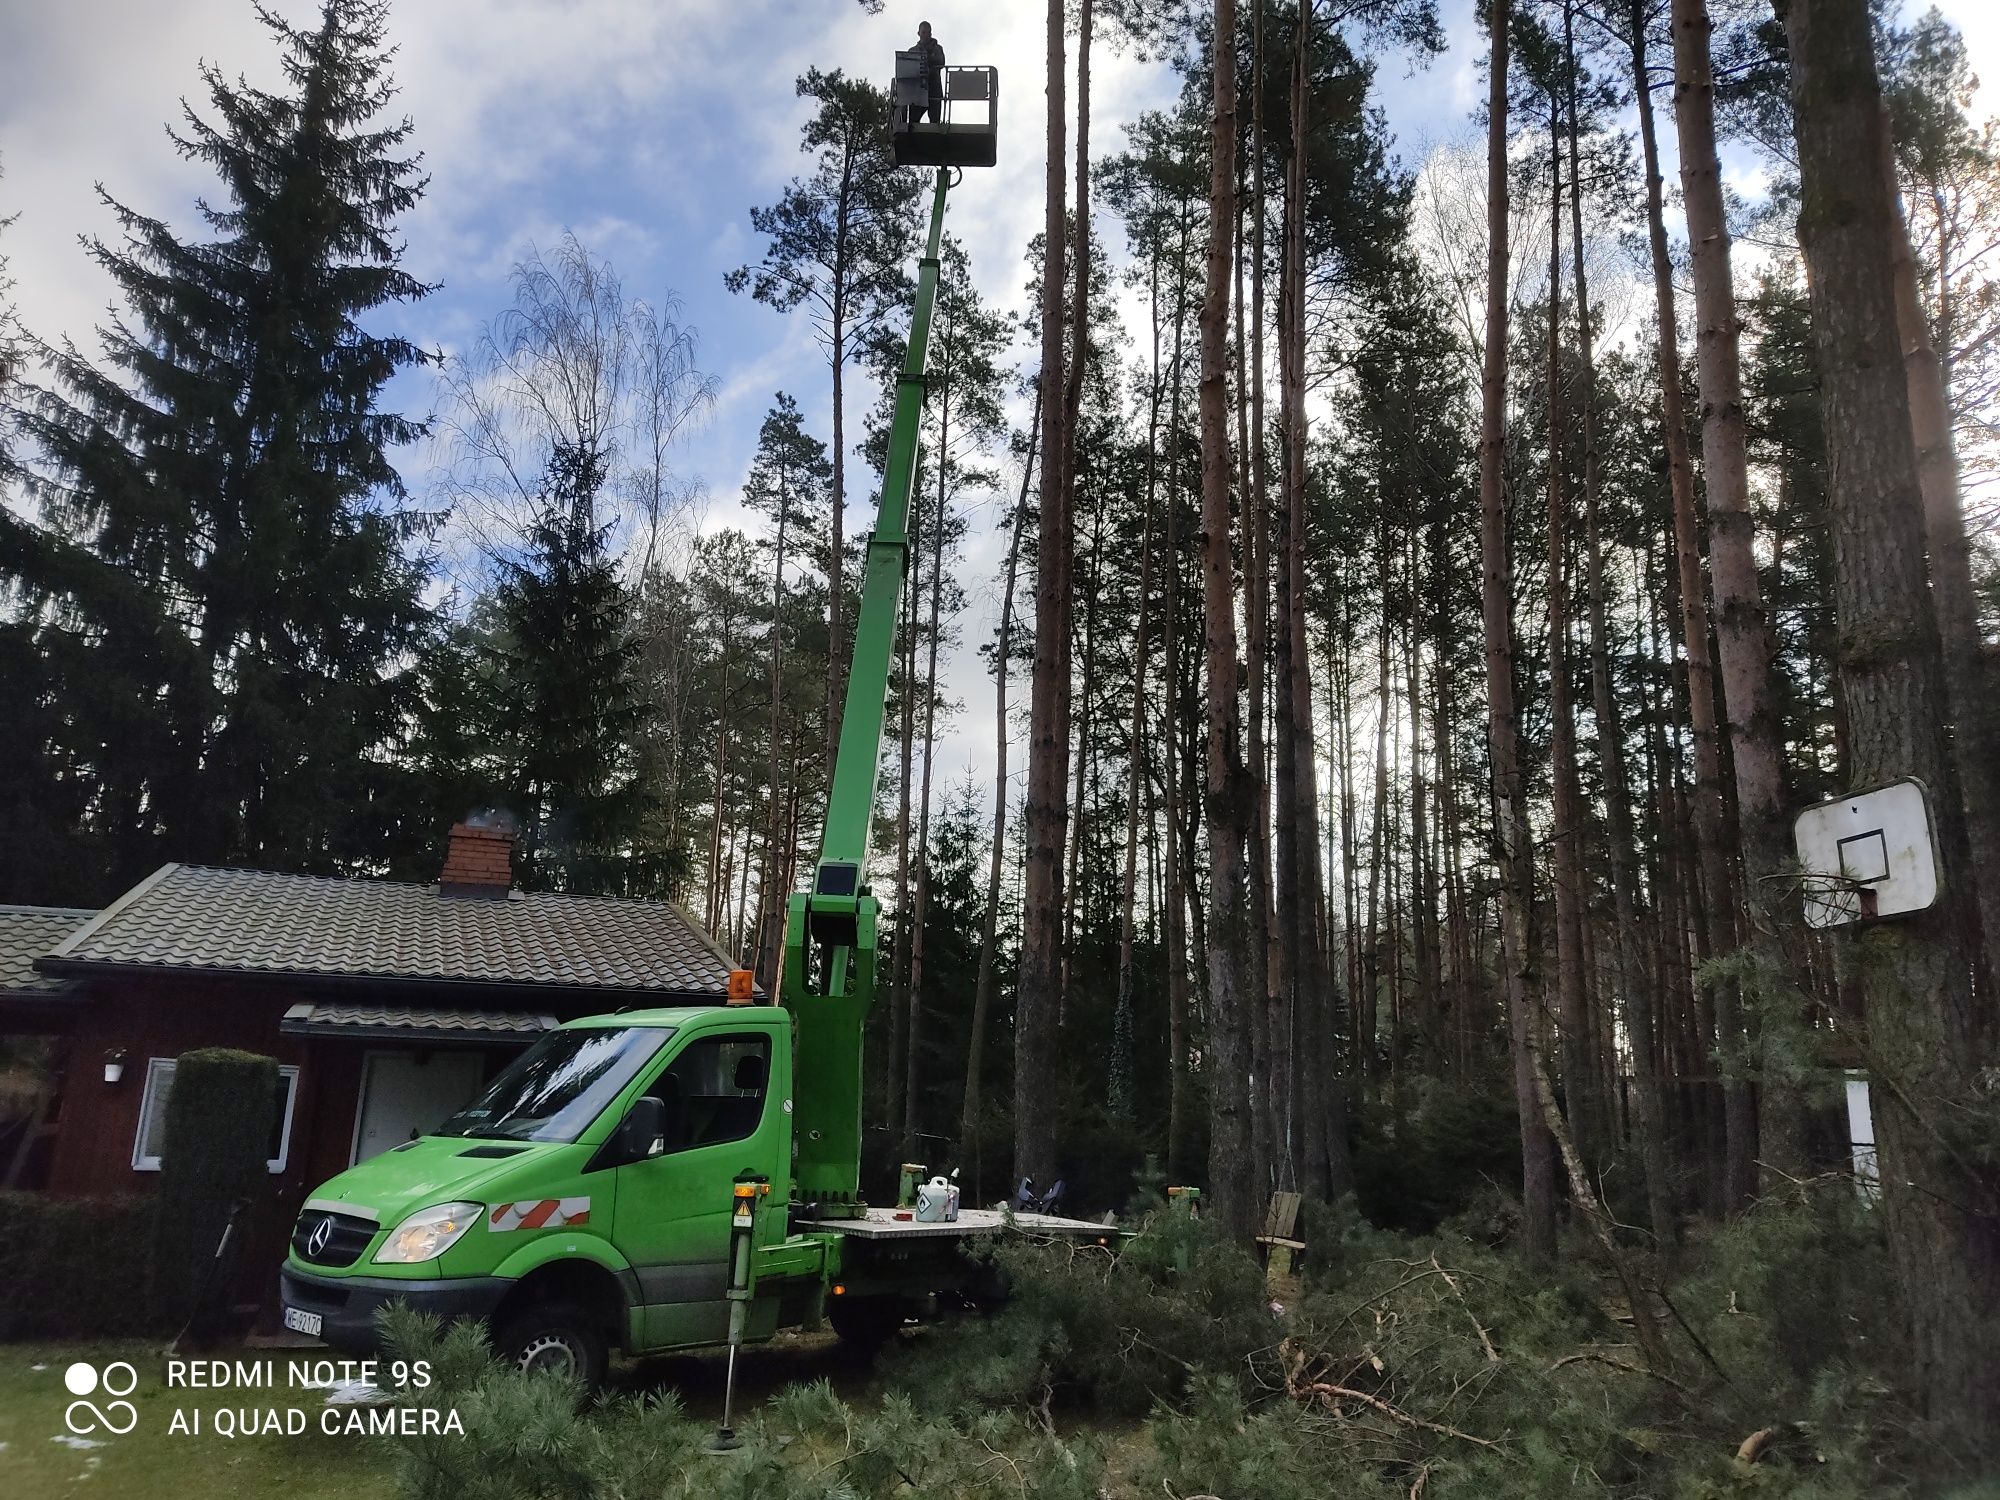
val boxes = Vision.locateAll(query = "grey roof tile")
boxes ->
[0,906,96,995]
[44,865,745,997]
[280,1002,558,1037]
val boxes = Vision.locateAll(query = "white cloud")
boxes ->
[9,0,2000,827]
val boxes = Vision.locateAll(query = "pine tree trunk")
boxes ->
[888,526,917,1130]
[1250,0,1289,1194]
[904,440,947,1160]
[1671,0,1793,1204]
[1881,114,2000,990]
[1523,968,1676,1375]
[1404,584,1438,1078]
[734,815,754,961]
[1200,0,1257,1241]
[1479,0,1556,1264]
[1337,598,1361,1013]
[1786,0,2000,1436]
[829,303,847,761]
[757,470,792,991]
[1365,528,1391,1095]
[1545,109,1596,1174]
[1432,560,1474,1080]
[965,389,1038,1200]
[1058,0,1095,1025]
[1237,113,1278,1199]
[1632,0,1730,1213]
[1275,0,1346,1199]
[707,616,732,937]
[1165,287,1195,1184]
[1570,4,1669,1244]
[1063,511,1101,1012]
[1114,254,1167,1120]
[1015,0,1071,1191]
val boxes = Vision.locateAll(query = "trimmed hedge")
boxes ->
[148,1047,279,1332]
[0,1191,162,1339]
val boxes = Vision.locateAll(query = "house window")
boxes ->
[131,1057,301,1174]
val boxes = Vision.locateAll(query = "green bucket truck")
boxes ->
[278,64,1107,1384]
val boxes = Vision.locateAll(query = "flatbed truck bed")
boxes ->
[802,1207,1117,1242]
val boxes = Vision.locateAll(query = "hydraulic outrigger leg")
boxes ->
[782,167,952,1217]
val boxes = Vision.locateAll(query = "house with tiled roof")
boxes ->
[0,823,748,1217]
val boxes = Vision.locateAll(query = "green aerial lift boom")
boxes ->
[780,163,945,1217]
[784,54,1001,1215]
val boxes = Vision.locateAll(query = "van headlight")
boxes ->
[373,1202,482,1264]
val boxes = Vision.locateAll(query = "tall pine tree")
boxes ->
[725,69,920,763]
[3,0,435,896]
[741,392,832,981]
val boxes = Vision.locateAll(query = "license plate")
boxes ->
[282,1306,323,1338]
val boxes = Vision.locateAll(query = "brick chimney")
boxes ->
[440,816,516,897]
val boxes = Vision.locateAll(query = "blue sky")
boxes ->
[4,0,1995,792]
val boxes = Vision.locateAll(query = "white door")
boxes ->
[352,1051,489,1163]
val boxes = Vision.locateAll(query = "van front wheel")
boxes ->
[494,1301,608,1391]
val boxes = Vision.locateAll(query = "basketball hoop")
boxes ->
[1791,779,1941,929]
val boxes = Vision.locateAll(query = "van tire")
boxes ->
[494,1300,609,1391]
[828,1294,904,1351]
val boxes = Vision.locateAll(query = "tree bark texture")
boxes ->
[1880,112,2000,992]
[1670,0,1786,1209]
[1479,0,1557,1264]
[966,389,1038,1201]
[1545,104,1596,1175]
[1785,0,2000,1439]
[1576,1,1671,1247]
[1015,0,1071,1191]
[1200,0,1258,1242]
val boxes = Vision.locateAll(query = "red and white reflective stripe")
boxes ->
[488,1197,590,1232]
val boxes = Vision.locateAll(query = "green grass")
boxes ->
[0,1343,396,1500]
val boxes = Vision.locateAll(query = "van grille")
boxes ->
[291,1209,377,1268]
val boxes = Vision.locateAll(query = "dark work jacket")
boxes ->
[915,37,945,98]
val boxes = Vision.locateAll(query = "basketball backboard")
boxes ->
[1793,778,1940,929]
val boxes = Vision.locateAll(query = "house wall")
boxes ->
[40,974,564,1308]
[49,977,318,1200]
[45,976,321,1302]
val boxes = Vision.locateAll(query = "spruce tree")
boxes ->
[0,154,97,904]
[4,0,434,891]
[488,442,653,895]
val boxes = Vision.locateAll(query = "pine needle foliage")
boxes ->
[885,1189,1984,1499]
[379,1307,1106,1500]
[381,1308,706,1500]
[375,1182,1991,1500]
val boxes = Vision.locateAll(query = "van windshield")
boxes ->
[438,1026,672,1143]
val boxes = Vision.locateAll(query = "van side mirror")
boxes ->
[617,1096,667,1163]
